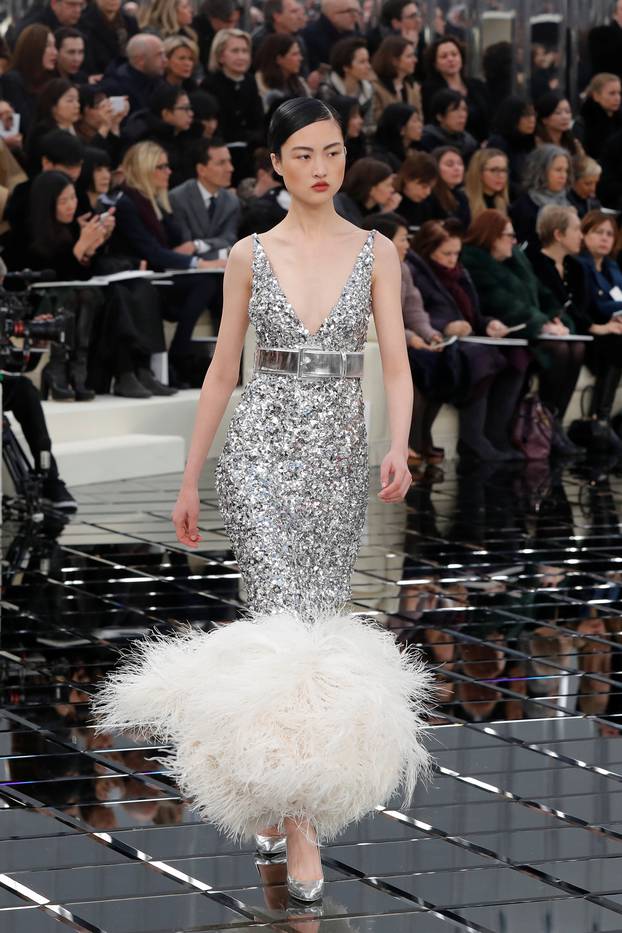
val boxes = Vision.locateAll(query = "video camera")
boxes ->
[0,269,71,373]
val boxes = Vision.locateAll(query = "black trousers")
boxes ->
[538,340,585,420]
[163,274,224,359]
[3,374,53,472]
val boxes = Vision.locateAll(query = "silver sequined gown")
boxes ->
[214,229,376,619]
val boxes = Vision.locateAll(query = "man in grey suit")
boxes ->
[169,138,241,260]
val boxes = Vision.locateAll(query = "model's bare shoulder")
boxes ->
[369,230,400,282]
[226,234,254,275]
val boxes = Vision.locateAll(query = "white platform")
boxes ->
[51,434,185,486]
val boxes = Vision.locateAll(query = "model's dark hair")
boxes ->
[268,97,342,156]
[362,210,409,239]
[29,170,76,257]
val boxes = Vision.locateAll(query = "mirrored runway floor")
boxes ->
[3,456,622,932]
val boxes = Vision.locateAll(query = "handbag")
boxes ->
[567,384,616,452]
[511,391,554,459]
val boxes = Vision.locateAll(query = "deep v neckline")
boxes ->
[255,230,373,338]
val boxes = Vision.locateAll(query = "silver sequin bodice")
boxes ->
[215,229,376,618]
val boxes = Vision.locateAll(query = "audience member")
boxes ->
[366,0,424,65]
[393,150,438,228]
[370,35,420,127]
[169,137,240,257]
[317,37,373,133]
[428,145,470,228]
[14,0,83,42]
[99,33,166,112]
[464,148,509,221]
[251,0,308,65]
[411,217,525,462]
[420,88,476,162]
[577,73,622,160]
[123,84,199,187]
[422,36,489,142]
[255,35,311,112]
[0,139,26,234]
[237,146,290,235]
[55,27,88,83]
[482,40,512,115]
[193,0,239,69]
[486,96,536,197]
[330,94,366,169]
[76,85,126,161]
[334,156,399,224]
[76,145,113,212]
[587,1,622,81]
[0,99,24,156]
[371,102,421,170]
[26,77,80,172]
[577,210,622,442]
[1,25,58,136]
[534,92,584,157]
[568,154,602,217]
[301,0,360,73]
[79,0,138,77]
[462,208,582,454]
[138,0,198,41]
[108,141,224,383]
[163,35,199,91]
[189,88,219,137]
[509,144,572,255]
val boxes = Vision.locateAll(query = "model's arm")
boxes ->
[172,236,253,546]
[371,233,414,504]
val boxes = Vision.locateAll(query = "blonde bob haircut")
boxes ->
[138,0,198,41]
[164,34,199,62]
[464,148,509,221]
[585,72,621,98]
[207,27,251,73]
[536,203,579,248]
[121,141,172,219]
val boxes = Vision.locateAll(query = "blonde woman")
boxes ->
[578,72,622,161]
[110,141,225,383]
[464,148,509,220]
[164,35,199,91]
[138,0,198,41]
[201,28,264,180]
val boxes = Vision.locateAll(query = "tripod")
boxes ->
[2,413,49,519]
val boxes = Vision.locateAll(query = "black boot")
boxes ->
[68,299,96,401]
[114,371,152,399]
[458,395,510,462]
[36,453,77,512]
[136,367,178,396]
[485,369,525,460]
[551,416,580,456]
[68,352,96,401]
[589,366,622,453]
[40,343,74,401]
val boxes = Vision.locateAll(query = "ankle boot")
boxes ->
[114,372,152,399]
[40,343,74,401]
[551,416,580,456]
[136,368,178,396]
[68,353,95,402]
[458,396,508,461]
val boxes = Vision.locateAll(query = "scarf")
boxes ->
[430,260,476,326]
[528,187,570,209]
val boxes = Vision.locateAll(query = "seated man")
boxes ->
[99,33,165,114]
[169,137,240,259]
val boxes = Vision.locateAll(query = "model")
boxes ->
[91,98,436,907]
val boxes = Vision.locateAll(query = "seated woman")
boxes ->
[577,73,622,161]
[509,144,572,257]
[464,148,509,221]
[254,34,310,114]
[334,157,400,225]
[427,145,470,229]
[76,86,126,165]
[420,89,477,164]
[534,92,584,158]
[393,151,439,230]
[486,96,536,198]
[370,36,421,128]
[317,37,374,136]
[330,94,366,171]
[568,154,602,218]
[409,218,526,462]
[27,170,113,401]
[138,0,198,41]
[25,78,80,174]
[461,208,583,456]
[1,25,57,137]
[75,146,113,214]
[421,36,490,143]
[362,211,446,465]
[370,102,422,171]
[108,141,225,386]
[163,35,200,93]
[576,210,622,445]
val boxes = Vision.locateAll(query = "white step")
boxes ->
[53,433,185,486]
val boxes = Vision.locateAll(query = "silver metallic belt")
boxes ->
[253,347,364,379]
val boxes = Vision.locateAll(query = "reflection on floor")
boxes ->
[2,456,622,932]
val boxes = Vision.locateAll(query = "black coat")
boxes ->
[576,96,622,162]
[421,75,490,143]
[588,20,622,80]
[395,193,442,231]
[419,123,477,163]
[13,4,62,44]
[528,251,593,334]
[301,14,357,71]
[109,187,193,271]
[79,4,138,76]
[200,71,264,147]
[0,70,38,137]
[99,63,163,114]
[596,128,622,210]
[426,188,471,231]
[508,192,540,255]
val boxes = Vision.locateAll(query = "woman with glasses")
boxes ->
[109,141,226,387]
[123,84,200,188]
[464,148,509,221]
[462,208,583,456]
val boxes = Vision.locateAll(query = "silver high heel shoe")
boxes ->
[254,832,287,856]
[287,875,324,902]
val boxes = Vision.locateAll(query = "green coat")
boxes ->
[460,244,575,338]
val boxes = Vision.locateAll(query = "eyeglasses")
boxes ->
[155,162,171,170]
[501,231,517,240]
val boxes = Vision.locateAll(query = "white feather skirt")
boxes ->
[91,607,436,844]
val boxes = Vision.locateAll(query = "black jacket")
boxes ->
[508,192,540,255]
[109,186,193,271]
[13,4,62,44]
[421,75,490,143]
[79,3,138,76]
[588,20,622,79]
[529,250,593,334]
[419,123,477,163]
[596,128,622,211]
[576,95,622,162]
[301,14,357,71]
[99,62,161,114]
[0,70,39,137]
[200,71,264,147]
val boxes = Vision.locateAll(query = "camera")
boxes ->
[0,269,70,373]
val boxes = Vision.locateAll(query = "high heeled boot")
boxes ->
[68,301,96,401]
[40,343,74,401]
[589,365,622,453]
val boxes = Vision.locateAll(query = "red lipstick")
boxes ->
[312,182,329,191]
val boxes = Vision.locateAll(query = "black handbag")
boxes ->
[567,386,613,453]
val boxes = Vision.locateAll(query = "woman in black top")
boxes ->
[420,89,477,164]
[393,151,439,230]
[330,94,367,171]
[334,157,400,226]
[427,145,471,230]
[1,25,58,137]
[370,102,422,171]
[25,77,80,173]
[421,36,490,143]
[486,96,536,197]
[576,73,622,162]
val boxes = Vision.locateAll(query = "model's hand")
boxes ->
[377,450,412,503]
[172,485,203,547]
